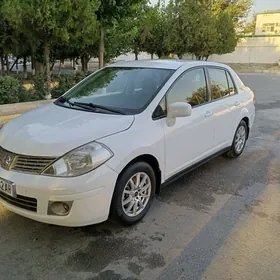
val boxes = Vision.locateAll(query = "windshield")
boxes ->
[56,67,174,114]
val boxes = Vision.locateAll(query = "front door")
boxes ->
[163,67,216,179]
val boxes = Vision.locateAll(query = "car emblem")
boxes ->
[2,154,13,169]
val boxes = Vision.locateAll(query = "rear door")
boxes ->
[206,67,240,149]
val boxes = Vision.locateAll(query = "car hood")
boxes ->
[0,103,134,157]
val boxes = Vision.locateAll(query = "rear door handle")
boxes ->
[204,111,213,118]
[234,101,241,106]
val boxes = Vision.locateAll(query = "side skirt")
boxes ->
[161,147,231,188]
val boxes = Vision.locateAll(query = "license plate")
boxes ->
[0,177,16,198]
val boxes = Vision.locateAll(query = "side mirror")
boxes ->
[167,102,192,119]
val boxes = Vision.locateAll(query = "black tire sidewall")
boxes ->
[111,162,156,225]
[231,120,248,156]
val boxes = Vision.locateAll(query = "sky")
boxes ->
[150,0,280,19]
[252,0,279,14]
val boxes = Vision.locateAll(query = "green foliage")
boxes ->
[167,1,217,59]
[0,0,247,103]
[18,86,32,103]
[96,0,146,25]
[51,72,89,99]
[211,0,253,30]
[2,0,100,83]
[0,76,21,104]
[32,75,49,100]
[165,0,240,59]
[3,0,99,44]
[243,13,256,34]
[215,11,238,55]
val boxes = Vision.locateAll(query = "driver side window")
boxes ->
[167,68,208,108]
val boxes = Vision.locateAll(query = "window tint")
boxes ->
[59,67,174,115]
[208,68,231,100]
[226,72,236,95]
[167,68,207,107]
[153,97,166,119]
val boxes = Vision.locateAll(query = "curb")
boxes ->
[0,99,55,117]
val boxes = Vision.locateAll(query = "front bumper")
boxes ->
[0,164,118,227]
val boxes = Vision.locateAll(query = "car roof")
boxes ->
[109,59,231,70]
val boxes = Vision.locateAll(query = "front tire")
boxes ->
[111,162,156,226]
[226,120,248,158]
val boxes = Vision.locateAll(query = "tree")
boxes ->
[188,4,218,60]
[243,13,256,34]
[2,0,99,94]
[168,0,218,60]
[141,3,171,58]
[0,0,14,75]
[211,0,253,32]
[214,11,238,56]
[96,0,147,68]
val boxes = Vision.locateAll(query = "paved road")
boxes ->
[0,73,280,280]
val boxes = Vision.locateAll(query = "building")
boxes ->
[255,10,280,35]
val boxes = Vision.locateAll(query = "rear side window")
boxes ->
[208,68,230,100]
[226,72,237,95]
[231,71,246,92]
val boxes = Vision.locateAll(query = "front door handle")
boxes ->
[234,101,241,106]
[204,111,213,118]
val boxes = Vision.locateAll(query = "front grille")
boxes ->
[13,155,55,174]
[0,146,56,174]
[0,192,37,212]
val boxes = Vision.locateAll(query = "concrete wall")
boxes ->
[208,36,280,64]
[112,37,280,65]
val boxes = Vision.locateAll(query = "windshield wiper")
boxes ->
[57,97,126,115]
[74,101,126,115]
[58,96,75,107]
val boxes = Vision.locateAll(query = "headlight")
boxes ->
[42,142,113,177]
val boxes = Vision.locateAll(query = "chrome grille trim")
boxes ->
[0,146,56,175]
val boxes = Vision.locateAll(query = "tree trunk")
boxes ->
[81,54,90,71]
[58,60,61,76]
[23,56,27,79]
[134,50,138,60]
[10,57,18,71]
[5,55,9,74]
[81,55,85,71]
[72,58,77,73]
[50,61,55,72]
[34,60,44,75]
[1,55,5,75]
[151,53,154,59]
[31,55,35,76]
[205,55,209,61]
[99,25,105,69]
[44,42,51,98]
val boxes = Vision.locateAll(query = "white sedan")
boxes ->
[0,59,255,226]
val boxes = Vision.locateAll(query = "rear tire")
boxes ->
[226,120,248,158]
[110,162,156,226]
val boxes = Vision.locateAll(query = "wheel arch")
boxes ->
[241,116,250,139]
[116,154,162,194]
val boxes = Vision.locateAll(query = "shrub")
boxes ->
[33,74,48,100]
[18,86,32,103]
[0,76,22,104]
[51,75,75,99]
[51,72,89,99]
